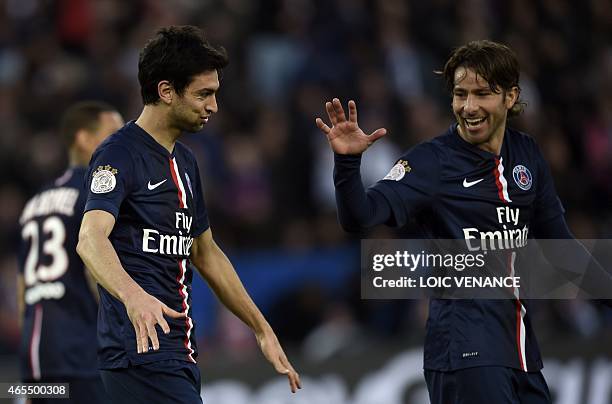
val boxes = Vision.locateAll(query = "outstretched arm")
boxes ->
[316,98,393,231]
[190,228,301,393]
[333,153,393,231]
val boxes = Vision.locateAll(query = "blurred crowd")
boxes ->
[0,0,611,361]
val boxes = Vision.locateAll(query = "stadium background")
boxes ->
[0,0,611,403]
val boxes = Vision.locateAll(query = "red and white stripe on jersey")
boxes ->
[177,259,196,363]
[493,157,512,203]
[169,157,188,209]
[508,252,528,372]
[515,300,527,372]
[29,304,43,380]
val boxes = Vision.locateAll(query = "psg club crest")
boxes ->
[384,159,411,181]
[91,165,118,194]
[512,165,532,191]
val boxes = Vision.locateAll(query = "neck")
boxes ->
[458,124,505,155]
[135,105,180,153]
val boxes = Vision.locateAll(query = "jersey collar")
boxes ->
[128,121,176,157]
[448,124,508,160]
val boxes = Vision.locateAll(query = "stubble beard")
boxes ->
[170,107,202,134]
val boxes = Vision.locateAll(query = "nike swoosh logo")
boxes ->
[147,179,167,190]
[463,178,484,188]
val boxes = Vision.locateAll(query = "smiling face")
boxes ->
[170,70,220,133]
[452,66,518,154]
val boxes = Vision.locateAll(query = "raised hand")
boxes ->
[124,289,186,354]
[315,98,387,155]
[256,327,302,393]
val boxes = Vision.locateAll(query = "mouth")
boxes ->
[200,116,209,124]
[463,116,486,131]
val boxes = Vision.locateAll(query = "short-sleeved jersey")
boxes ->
[372,125,564,372]
[84,121,209,369]
[18,167,99,380]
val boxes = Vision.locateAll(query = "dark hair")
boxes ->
[438,40,525,117]
[60,101,116,146]
[138,25,229,105]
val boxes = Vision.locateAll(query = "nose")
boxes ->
[206,95,218,114]
[463,93,479,115]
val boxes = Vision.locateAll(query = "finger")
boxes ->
[162,304,187,319]
[146,320,159,351]
[280,361,300,393]
[271,356,289,375]
[288,372,296,393]
[348,100,357,123]
[315,118,331,135]
[294,370,302,390]
[332,98,346,123]
[157,315,171,334]
[139,321,149,354]
[325,101,337,125]
[368,128,388,144]
[288,370,301,393]
[280,356,301,392]
[133,323,142,353]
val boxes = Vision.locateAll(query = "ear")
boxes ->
[505,86,520,110]
[158,80,173,105]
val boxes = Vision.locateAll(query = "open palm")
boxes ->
[315,98,387,155]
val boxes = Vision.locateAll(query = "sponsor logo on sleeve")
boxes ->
[383,160,411,181]
[91,165,118,194]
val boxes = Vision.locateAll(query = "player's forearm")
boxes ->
[76,230,143,303]
[83,266,100,303]
[193,248,270,334]
[334,153,392,231]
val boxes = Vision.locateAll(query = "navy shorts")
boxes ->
[25,376,108,404]
[100,359,202,404]
[425,366,552,404]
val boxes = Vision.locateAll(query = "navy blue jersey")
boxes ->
[18,167,99,380]
[371,125,564,372]
[84,121,209,369]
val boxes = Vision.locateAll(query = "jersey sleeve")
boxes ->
[532,142,565,226]
[190,158,210,237]
[84,144,135,218]
[369,142,440,227]
[334,154,393,232]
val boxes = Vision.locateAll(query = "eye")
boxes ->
[195,91,212,100]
